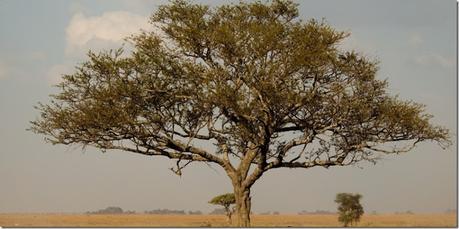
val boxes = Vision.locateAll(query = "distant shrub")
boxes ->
[188,210,203,215]
[144,209,186,215]
[87,206,124,214]
[335,193,364,227]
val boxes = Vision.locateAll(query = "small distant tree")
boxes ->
[209,193,236,224]
[335,193,364,227]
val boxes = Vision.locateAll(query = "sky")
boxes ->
[0,0,457,214]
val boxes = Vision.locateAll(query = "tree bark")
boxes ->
[234,185,251,227]
[224,205,232,225]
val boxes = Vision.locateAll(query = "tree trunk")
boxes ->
[225,205,232,225]
[234,185,251,227]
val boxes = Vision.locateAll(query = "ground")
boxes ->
[0,213,455,227]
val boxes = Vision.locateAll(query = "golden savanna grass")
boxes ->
[0,213,456,227]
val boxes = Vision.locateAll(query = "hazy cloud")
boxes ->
[30,52,47,61]
[46,64,74,85]
[120,0,165,14]
[69,1,87,15]
[298,0,454,29]
[49,10,154,86]
[414,54,454,69]
[65,11,149,56]
[409,34,423,47]
[338,35,377,57]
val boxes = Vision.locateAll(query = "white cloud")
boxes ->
[414,54,454,68]
[65,11,150,56]
[46,64,74,85]
[45,11,153,85]
[47,10,166,85]
[409,34,423,47]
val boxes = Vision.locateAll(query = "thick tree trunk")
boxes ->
[234,185,251,227]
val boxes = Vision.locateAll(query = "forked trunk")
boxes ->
[234,185,251,227]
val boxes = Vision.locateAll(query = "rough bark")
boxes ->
[234,184,251,227]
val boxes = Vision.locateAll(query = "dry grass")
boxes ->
[0,213,456,227]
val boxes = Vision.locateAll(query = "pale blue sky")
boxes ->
[0,0,456,214]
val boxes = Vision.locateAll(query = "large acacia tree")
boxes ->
[31,0,449,227]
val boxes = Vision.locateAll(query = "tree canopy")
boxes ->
[209,193,236,224]
[30,0,449,226]
[335,193,364,227]
[209,193,236,208]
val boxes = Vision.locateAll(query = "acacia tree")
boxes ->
[209,193,236,224]
[30,0,449,227]
[335,193,364,227]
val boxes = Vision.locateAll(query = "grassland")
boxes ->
[0,213,456,227]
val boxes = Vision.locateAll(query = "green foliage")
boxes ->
[30,0,449,167]
[30,1,450,226]
[335,193,364,227]
[209,193,236,208]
